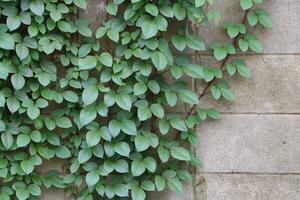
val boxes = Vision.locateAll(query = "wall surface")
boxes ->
[155,0,300,199]
[40,0,300,199]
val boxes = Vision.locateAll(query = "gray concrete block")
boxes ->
[39,188,72,200]
[196,114,300,173]
[198,0,300,54]
[149,183,194,200]
[196,174,300,200]
[37,159,66,173]
[199,55,300,113]
[79,0,107,32]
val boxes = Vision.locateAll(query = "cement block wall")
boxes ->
[159,0,300,199]
[40,0,300,199]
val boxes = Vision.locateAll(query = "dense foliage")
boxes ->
[0,0,272,199]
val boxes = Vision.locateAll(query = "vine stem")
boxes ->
[173,9,250,141]
[186,9,250,117]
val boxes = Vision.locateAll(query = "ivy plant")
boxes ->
[0,0,272,200]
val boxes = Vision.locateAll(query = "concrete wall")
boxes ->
[154,0,300,199]
[41,0,300,199]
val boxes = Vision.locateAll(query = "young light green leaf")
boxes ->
[170,147,191,161]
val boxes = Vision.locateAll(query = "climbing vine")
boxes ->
[0,0,272,199]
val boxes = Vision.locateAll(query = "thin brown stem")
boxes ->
[174,9,250,140]
[187,9,249,117]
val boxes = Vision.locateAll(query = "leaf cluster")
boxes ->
[0,0,271,199]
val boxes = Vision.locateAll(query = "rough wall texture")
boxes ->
[155,0,300,199]
[40,0,300,199]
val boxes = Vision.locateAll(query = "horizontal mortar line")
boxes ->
[197,171,300,176]
[221,112,300,115]
[175,111,300,116]
[196,53,300,56]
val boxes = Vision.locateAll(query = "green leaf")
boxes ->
[170,118,187,132]
[168,178,183,193]
[82,85,98,105]
[16,43,29,60]
[0,33,15,50]
[158,119,170,135]
[55,117,72,128]
[238,39,249,52]
[63,91,79,103]
[7,15,21,31]
[86,130,101,147]
[74,0,87,9]
[183,64,204,79]
[30,130,41,142]
[141,20,158,39]
[172,35,186,51]
[78,56,97,70]
[0,194,9,200]
[56,146,71,158]
[170,147,191,161]
[134,82,147,96]
[143,157,156,172]
[145,3,159,16]
[7,97,20,113]
[195,0,206,7]
[80,105,97,126]
[240,0,253,10]
[109,120,121,137]
[99,52,113,67]
[135,135,150,152]
[96,27,107,39]
[165,91,177,107]
[214,47,227,61]
[121,120,137,135]
[16,188,30,200]
[221,88,236,101]
[21,160,34,174]
[158,145,170,162]
[247,11,258,26]
[114,142,130,157]
[30,0,45,16]
[97,103,108,117]
[28,184,41,196]
[131,160,146,177]
[86,170,99,186]
[141,180,155,192]
[173,3,186,21]
[150,103,164,118]
[211,86,221,100]
[234,60,252,78]
[206,108,220,119]
[0,93,5,107]
[16,134,30,147]
[107,29,119,43]
[186,36,205,51]
[115,159,129,173]
[114,184,129,197]
[11,73,25,90]
[178,90,199,105]
[106,3,118,15]
[131,188,146,200]
[155,176,166,191]
[249,40,263,53]
[27,106,40,120]
[78,148,92,163]
[1,132,13,149]
[151,51,168,70]
[137,106,152,121]
[116,94,132,111]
